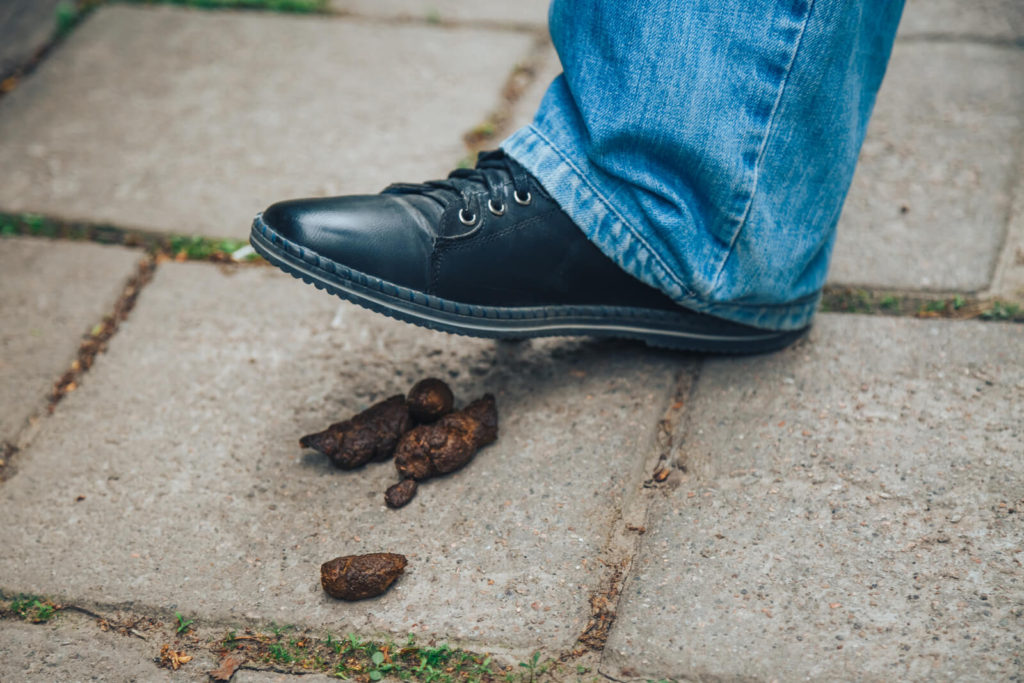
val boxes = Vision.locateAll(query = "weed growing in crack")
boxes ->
[7,595,59,623]
[223,629,242,649]
[206,627,523,681]
[165,234,252,261]
[0,211,261,263]
[819,287,1023,323]
[368,649,388,681]
[517,652,547,683]
[174,611,194,634]
[267,642,295,663]
[55,1,84,36]
[268,622,293,638]
[981,300,1022,321]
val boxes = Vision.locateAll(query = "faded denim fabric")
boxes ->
[502,0,905,330]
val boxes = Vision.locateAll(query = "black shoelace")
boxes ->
[383,150,533,226]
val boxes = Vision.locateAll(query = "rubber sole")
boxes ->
[249,215,808,353]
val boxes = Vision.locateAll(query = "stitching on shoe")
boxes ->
[257,218,699,326]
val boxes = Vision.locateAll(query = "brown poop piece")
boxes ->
[321,553,407,600]
[406,378,454,423]
[300,395,412,469]
[394,394,498,480]
[384,478,418,508]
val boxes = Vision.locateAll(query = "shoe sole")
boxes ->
[250,215,808,353]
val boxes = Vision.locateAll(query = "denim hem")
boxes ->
[501,125,820,331]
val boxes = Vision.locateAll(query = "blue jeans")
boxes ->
[502,0,905,330]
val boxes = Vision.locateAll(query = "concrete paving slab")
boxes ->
[900,0,1024,40]
[830,41,1024,292]
[0,6,534,239]
[603,315,1024,681]
[0,262,682,654]
[0,237,140,448]
[329,0,550,28]
[0,0,63,77]
[0,613,200,682]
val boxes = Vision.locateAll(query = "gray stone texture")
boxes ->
[0,0,63,77]
[0,6,534,239]
[0,262,680,654]
[329,0,551,28]
[0,613,203,682]
[0,238,140,447]
[603,315,1024,681]
[900,0,1024,40]
[830,41,1024,292]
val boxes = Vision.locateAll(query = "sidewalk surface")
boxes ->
[0,1,1021,681]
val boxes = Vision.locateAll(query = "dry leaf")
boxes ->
[157,644,192,670]
[209,655,243,681]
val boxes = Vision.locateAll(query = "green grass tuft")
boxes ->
[8,595,59,623]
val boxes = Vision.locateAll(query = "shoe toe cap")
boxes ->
[259,195,433,291]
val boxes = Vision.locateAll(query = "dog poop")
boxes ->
[384,478,418,508]
[394,394,498,480]
[321,552,407,600]
[300,395,412,469]
[406,378,454,423]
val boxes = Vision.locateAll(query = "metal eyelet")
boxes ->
[514,190,532,206]
[488,199,506,216]
[458,208,477,226]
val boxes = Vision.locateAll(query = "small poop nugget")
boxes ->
[320,553,407,600]
[406,378,455,423]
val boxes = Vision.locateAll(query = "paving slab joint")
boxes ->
[6,219,1022,325]
[114,0,545,33]
[461,31,553,160]
[0,0,100,98]
[562,369,697,665]
[819,285,1024,323]
[0,253,158,481]
[0,592,563,681]
[47,256,157,410]
[0,251,160,483]
[114,0,330,15]
[0,213,263,263]
[644,366,700,485]
[325,8,545,34]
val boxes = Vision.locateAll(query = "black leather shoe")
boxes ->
[250,151,808,353]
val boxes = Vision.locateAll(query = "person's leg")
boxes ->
[251,0,904,352]
[502,0,906,332]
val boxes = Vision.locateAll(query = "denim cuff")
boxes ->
[502,125,820,332]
